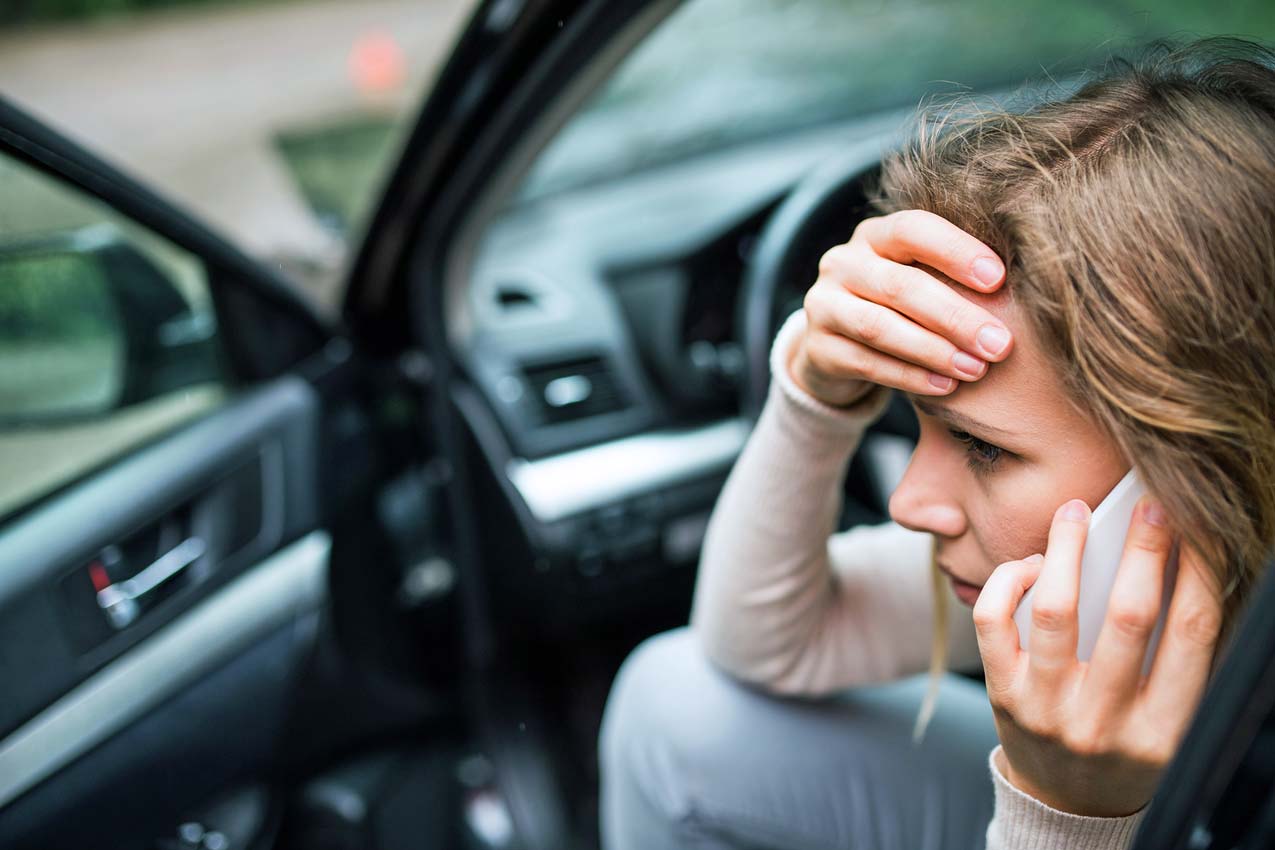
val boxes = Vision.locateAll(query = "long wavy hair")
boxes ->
[876,37,1275,739]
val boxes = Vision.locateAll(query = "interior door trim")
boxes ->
[0,530,329,808]
[0,376,317,607]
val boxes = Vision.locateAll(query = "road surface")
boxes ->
[0,0,474,307]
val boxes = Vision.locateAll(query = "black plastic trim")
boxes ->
[1131,557,1275,849]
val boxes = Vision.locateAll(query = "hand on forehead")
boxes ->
[921,262,1037,374]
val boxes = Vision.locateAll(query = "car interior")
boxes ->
[3,1,1275,849]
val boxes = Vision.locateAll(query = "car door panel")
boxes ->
[0,376,324,847]
[0,615,321,850]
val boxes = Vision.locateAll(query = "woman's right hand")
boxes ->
[789,209,1016,407]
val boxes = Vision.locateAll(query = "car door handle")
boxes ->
[96,536,207,629]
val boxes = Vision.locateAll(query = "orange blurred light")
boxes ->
[349,31,406,95]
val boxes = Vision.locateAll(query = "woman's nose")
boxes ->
[887,453,966,539]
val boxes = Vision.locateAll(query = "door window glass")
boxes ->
[0,151,227,519]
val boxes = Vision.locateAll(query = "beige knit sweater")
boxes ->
[690,307,1148,849]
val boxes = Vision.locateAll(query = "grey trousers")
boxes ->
[599,628,1001,850]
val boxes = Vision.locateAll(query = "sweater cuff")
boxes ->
[985,745,1148,850]
[767,307,893,435]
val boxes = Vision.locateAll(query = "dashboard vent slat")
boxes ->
[496,284,537,311]
[522,356,628,425]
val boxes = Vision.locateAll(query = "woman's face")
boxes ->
[887,282,1128,606]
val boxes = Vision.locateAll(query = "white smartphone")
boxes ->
[1013,469,1179,677]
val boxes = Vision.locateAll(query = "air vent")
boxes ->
[522,356,629,425]
[495,283,538,311]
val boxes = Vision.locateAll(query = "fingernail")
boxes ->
[1143,499,1168,527]
[972,256,1003,287]
[1061,499,1090,522]
[977,324,1011,358]
[952,350,985,378]
[928,373,955,391]
[1026,553,1045,563]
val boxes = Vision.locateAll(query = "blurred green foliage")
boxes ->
[274,117,399,237]
[0,0,282,26]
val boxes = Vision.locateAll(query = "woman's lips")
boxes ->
[947,577,982,606]
[937,562,983,606]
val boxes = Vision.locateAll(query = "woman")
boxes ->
[599,38,1275,850]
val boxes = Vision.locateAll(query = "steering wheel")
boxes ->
[738,143,888,419]
[737,143,919,523]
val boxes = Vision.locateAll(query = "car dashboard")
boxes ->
[447,115,911,619]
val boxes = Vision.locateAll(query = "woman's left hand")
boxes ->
[972,496,1224,817]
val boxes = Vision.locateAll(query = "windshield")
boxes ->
[523,0,1275,198]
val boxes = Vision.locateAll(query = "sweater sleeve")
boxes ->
[985,745,1148,849]
[690,307,981,695]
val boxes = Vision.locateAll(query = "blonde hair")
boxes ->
[883,37,1275,739]
[912,547,948,743]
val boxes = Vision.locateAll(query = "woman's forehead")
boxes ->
[939,278,1067,442]
[909,268,1082,443]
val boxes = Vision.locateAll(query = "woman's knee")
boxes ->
[599,627,719,800]
[599,627,725,849]
[599,627,1002,850]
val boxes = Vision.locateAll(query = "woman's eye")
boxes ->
[950,429,1004,470]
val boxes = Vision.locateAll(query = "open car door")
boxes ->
[0,93,361,849]
[0,62,472,849]
[0,3,661,847]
